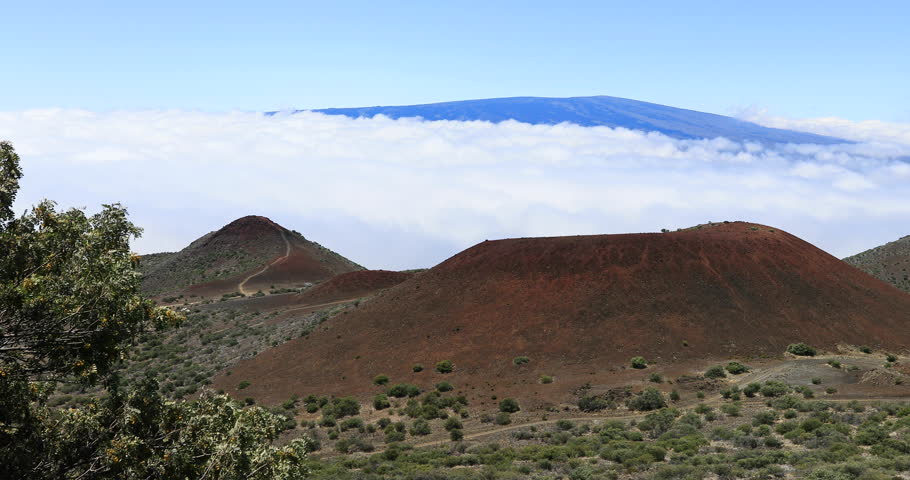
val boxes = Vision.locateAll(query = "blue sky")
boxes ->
[2,2,910,269]
[2,1,908,121]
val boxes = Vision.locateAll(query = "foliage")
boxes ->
[372,394,391,410]
[704,365,727,379]
[434,360,454,374]
[499,398,520,413]
[630,356,648,369]
[627,388,667,411]
[512,356,530,366]
[386,383,420,398]
[0,142,310,479]
[435,381,453,392]
[373,374,389,385]
[726,361,749,374]
[787,343,817,356]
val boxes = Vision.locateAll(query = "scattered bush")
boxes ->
[494,413,512,425]
[410,419,432,436]
[725,361,749,374]
[827,360,841,369]
[859,345,872,354]
[669,390,680,402]
[627,388,666,411]
[373,394,391,410]
[237,381,251,390]
[787,343,816,356]
[705,365,726,379]
[450,429,464,441]
[630,356,648,369]
[886,354,898,363]
[412,364,424,372]
[323,396,360,418]
[513,356,530,366]
[649,373,663,383]
[760,381,789,398]
[539,375,554,384]
[499,398,520,413]
[435,381,453,392]
[444,417,463,431]
[373,374,390,385]
[387,383,421,398]
[578,395,611,412]
[435,360,454,374]
[811,377,822,385]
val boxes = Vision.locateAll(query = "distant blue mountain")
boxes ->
[290,95,846,145]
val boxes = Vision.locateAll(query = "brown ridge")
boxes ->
[214,222,910,405]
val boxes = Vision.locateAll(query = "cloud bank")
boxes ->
[2,109,909,269]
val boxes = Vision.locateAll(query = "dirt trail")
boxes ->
[238,230,290,296]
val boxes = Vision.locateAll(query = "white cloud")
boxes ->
[738,106,910,146]
[2,109,909,269]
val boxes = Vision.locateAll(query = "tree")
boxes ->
[0,141,310,479]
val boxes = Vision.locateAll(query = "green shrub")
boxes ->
[827,360,841,369]
[339,417,364,431]
[726,362,749,374]
[630,356,648,369]
[886,354,898,363]
[444,417,463,431]
[323,396,360,418]
[373,374,390,385]
[760,381,789,397]
[705,365,726,379]
[513,356,530,366]
[412,363,423,372]
[435,360,454,373]
[578,395,611,412]
[627,388,666,411]
[384,430,405,443]
[499,398,520,413]
[787,343,816,356]
[237,380,251,390]
[387,383,420,398]
[410,419,431,436]
[859,345,872,354]
[811,377,822,385]
[740,383,759,397]
[540,375,554,384]
[435,381,453,392]
[669,390,680,401]
[649,373,663,383]
[450,429,464,441]
[494,413,511,425]
[373,394,391,410]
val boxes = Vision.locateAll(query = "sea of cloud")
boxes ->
[2,109,908,269]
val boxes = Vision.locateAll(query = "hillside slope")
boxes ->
[141,215,363,297]
[215,222,910,405]
[844,235,910,293]
[302,96,847,144]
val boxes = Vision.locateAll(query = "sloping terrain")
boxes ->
[141,215,363,298]
[295,270,414,305]
[298,96,847,144]
[215,222,910,405]
[844,234,910,293]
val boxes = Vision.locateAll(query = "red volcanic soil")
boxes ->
[297,270,414,305]
[223,270,415,316]
[214,222,910,406]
